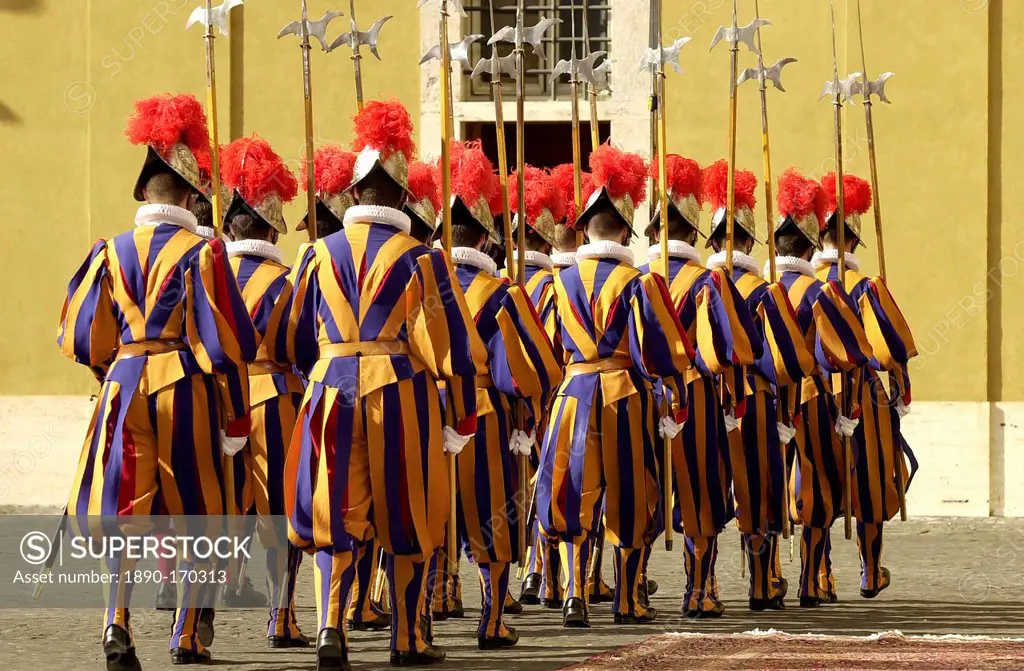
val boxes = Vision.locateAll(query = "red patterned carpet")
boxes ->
[568,630,1024,670]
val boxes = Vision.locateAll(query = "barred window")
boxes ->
[461,1,610,101]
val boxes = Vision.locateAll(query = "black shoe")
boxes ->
[683,600,725,619]
[155,581,177,611]
[103,625,142,671]
[799,596,823,608]
[562,597,590,628]
[613,606,658,624]
[860,567,891,599]
[776,577,789,600]
[268,632,312,648]
[749,595,786,611]
[221,577,268,608]
[540,597,564,610]
[520,573,541,605]
[169,647,211,665]
[316,628,351,671]
[588,582,615,605]
[347,612,391,631]
[197,609,214,648]
[504,596,524,615]
[646,579,659,596]
[390,645,447,666]
[449,599,465,618]
[478,626,519,650]
[431,610,450,622]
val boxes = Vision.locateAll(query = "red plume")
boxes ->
[302,144,356,195]
[550,164,595,224]
[510,165,567,225]
[446,140,499,215]
[701,159,757,211]
[821,172,873,217]
[651,154,702,203]
[125,93,211,174]
[777,168,826,228]
[351,100,415,162]
[221,136,298,205]
[589,144,647,205]
[407,161,442,213]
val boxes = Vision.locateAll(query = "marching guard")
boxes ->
[59,92,256,669]
[642,156,760,619]
[813,172,917,599]
[218,135,311,647]
[446,143,562,647]
[284,99,488,669]
[771,168,872,607]
[536,144,694,628]
[704,160,813,610]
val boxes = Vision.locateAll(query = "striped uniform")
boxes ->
[227,243,306,641]
[59,207,256,655]
[816,255,918,593]
[284,209,488,656]
[643,248,760,614]
[713,253,815,603]
[777,263,872,601]
[454,250,562,637]
[537,246,693,619]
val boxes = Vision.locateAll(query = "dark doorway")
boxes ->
[463,120,612,171]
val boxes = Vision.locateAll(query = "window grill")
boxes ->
[461,1,610,102]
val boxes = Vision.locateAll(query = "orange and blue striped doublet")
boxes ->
[284,210,487,653]
[455,254,561,636]
[816,261,917,524]
[537,249,692,615]
[727,266,812,537]
[61,218,255,519]
[58,210,256,653]
[284,221,487,558]
[779,269,872,528]
[454,258,561,563]
[228,247,307,641]
[642,255,760,539]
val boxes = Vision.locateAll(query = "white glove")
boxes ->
[510,429,536,456]
[835,414,859,438]
[659,415,684,440]
[443,426,472,455]
[723,411,739,433]
[220,432,247,457]
[776,422,796,445]
[896,399,910,418]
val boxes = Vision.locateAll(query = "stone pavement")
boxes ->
[1,517,1021,670]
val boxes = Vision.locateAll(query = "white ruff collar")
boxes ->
[768,256,815,278]
[707,250,760,276]
[551,251,577,268]
[451,246,497,276]
[577,241,635,266]
[646,239,701,264]
[343,204,411,234]
[226,239,284,265]
[135,204,198,233]
[194,225,216,241]
[812,249,860,273]
[513,250,554,272]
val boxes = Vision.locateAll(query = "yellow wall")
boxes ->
[0,0,419,396]
[662,0,993,402]
[0,0,1013,405]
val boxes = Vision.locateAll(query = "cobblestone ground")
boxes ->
[1,517,1022,670]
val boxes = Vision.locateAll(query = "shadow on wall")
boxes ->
[0,101,20,125]
[0,0,44,12]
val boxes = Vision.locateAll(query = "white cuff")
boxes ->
[723,411,739,433]
[659,415,683,440]
[896,399,910,418]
